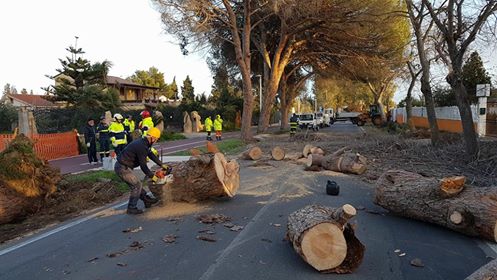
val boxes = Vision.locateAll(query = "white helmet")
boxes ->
[113,113,124,120]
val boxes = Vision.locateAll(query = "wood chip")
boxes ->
[117,263,127,267]
[198,229,216,235]
[87,257,99,262]
[261,238,272,243]
[106,252,123,258]
[196,235,217,242]
[197,214,231,224]
[129,241,144,249]
[122,226,142,233]
[399,253,406,257]
[273,223,281,227]
[162,234,177,244]
[223,222,235,228]
[410,258,424,267]
[394,249,401,253]
[230,225,244,232]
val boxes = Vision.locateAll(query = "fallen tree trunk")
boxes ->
[306,154,324,167]
[164,152,240,203]
[242,147,262,160]
[271,146,285,161]
[303,144,325,157]
[375,170,497,242]
[287,204,365,273]
[321,152,367,175]
[465,259,497,280]
[0,135,60,224]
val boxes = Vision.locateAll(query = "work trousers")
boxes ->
[87,140,98,163]
[114,161,142,208]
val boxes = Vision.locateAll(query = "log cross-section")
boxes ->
[287,204,364,274]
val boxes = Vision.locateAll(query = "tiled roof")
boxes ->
[8,94,56,107]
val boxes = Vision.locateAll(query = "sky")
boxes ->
[0,0,212,97]
[0,1,496,104]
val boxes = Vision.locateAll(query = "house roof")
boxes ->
[8,94,57,107]
[106,76,159,90]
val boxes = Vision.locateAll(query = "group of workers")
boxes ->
[83,110,155,165]
[83,111,224,215]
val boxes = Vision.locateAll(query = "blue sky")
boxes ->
[0,0,495,103]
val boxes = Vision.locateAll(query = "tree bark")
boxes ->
[242,146,262,160]
[286,204,365,273]
[271,146,285,161]
[306,154,324,167]
[165,153,240,203]
[303,144,325,157]
[374,170,497,242]
[321,152,367,175]
[465,259,497,280]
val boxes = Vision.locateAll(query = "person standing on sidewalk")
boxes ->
[109,113,128,156]
[96,116,111,161]
[114,127,171,214]
[83,118,98,164]
[214,114,223,141]
[204,116,213,141]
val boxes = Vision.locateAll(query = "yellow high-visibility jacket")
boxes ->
[109,122,127,145]
[204,117,213,132]
[214,116,223,131]
[124,119,135,133]
[139,117,154,137]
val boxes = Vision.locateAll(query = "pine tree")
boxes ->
[181,75,195,104]
[462,51,492,104]
[46,46,119,111]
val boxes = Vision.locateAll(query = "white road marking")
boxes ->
[486,242,497,254]
[0,201,127,257]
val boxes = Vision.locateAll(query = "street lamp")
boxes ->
[255,75,262,110]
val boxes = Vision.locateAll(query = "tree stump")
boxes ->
[375,170,497,242]
[465,259,497,280]
[242,147,262,160]
[166,153,240,203]
[306,154,324,167]
[321,152,367,175]
[303,144,325,157]
[271,146,285,161]
[287,204,365,273]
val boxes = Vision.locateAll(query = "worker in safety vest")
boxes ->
[109,113,127,156]
[204,116,213,141]
[289,113,299,139]
[96,115,111,161]
[139,110,154,137]
[213,114,223,141]
[114,127,171,215]
[124,114,135,143]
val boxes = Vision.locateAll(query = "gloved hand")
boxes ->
[112,141,118,147]
[86,142,91,148]
[162,164,172,175]
[151,175,159,184]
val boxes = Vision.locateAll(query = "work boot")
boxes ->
[127,197,143,215]
[143,195,159,208]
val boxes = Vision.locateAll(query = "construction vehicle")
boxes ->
[333,104,384,127]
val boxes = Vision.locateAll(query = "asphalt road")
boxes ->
[1,123,495,280]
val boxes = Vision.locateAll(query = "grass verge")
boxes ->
[160,131,187,142]
[170,138,246,156]
[65,170,128,193]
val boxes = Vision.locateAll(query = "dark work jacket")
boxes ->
[83,124,97,144]
[117,138,162,178]
[97,123,110,140]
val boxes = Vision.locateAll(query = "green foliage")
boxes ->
[462,51,492,104]
[172,139,245,156]
[159,131,187,142]
[181,75,195,104]
[46,46,119,112]
[128,66,167,98]
[164,77,179,100]
[397,96,425,107]
[65,170,128,193]
[433,86,457,107]
[0,103,18,132]
[0,135,42,180]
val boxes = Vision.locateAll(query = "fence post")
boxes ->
[477,96,487,137]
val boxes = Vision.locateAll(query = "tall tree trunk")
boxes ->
[420,79,440,145]
[448,66,479,159]
[258,72,283,133]
[279,73,289,130]
[405,91,413,127]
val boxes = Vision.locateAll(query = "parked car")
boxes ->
[298,113,319,131]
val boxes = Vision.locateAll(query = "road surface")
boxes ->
[1,123,495,280]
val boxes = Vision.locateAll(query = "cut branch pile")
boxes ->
[287,204,365,274]
[375,170,497,242]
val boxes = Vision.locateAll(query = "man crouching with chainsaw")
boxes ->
[114,127,172,214]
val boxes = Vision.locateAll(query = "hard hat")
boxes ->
[114,113,124,120]
[148,127,161,139]
[140,110,151,118]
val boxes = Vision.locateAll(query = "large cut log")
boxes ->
[465,259,497,280]
[303,144,325,157]
[271,146,285,161]
[321,152,367,175]
[306,154,324,167]
[287,204,365,274]
[242,147,262,160]
[165,152,239,203]
[0,135,60,224]
[375,170,497,242]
